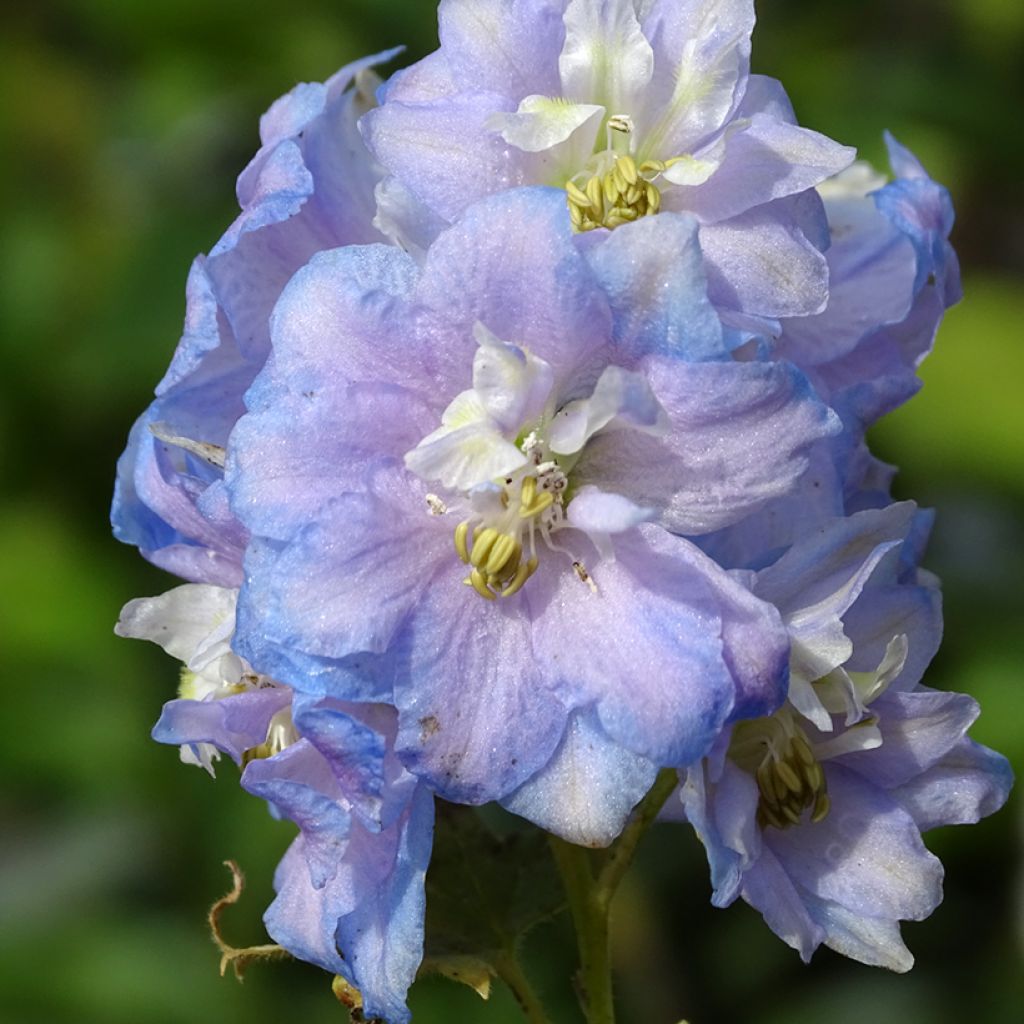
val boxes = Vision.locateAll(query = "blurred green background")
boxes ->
[1,1,1021,1022]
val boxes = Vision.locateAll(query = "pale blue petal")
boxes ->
[698,198,830,317]
[740,846,824,963]
[415,188,614,387]
[575,358,838,534]
[152,689,291,765]
[438,0,564,99]
[892,738,1013,831]
[766,765,943,923]
[584,211,727,362]
[672,114,854,223]
[390,576,568,805]
[501,708,658,847]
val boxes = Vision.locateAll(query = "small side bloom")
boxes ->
[681,505,1012,969]
[116,585,433,1021]
[111,51,396,586]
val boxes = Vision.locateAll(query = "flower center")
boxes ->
[453,432,569,601]
[565,114,667,232]
[729,712,830,831]
[241,708,300,766]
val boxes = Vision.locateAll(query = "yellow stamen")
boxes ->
[501,557,539,598]
[484,534,518,576]
[521,492,554,519]
[566,180,592,209]
[811,791,831,823]
[469,527,498,568]
[454,521,471,563]
[468,569,497,601]
[520,476,537,508]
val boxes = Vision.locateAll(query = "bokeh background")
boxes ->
[2,1,1021,1022]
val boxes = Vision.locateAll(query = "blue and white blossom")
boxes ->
[112,51,396,586]
[110,2,1011,1010]
[227,187,837,837]
[362,0,854,319]
[116,583,433,1023]
[681,505,1012,969]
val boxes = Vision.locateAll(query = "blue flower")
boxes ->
[681,504,1012,969]
[361,0,853,318]
[116,584,432,1021]
[227,187,838,843]
[777,134,962,431]
[111,51,397,585]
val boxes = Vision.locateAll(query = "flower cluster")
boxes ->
[113,2,1010,1020]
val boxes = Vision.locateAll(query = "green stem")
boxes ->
[549,837,614,1024]
[493,949,552,1024]
[597,768,679,903]
[550,768,680,1024]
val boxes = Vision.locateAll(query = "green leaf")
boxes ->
[423,803,565,962]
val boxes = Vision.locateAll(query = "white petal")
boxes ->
[404,420,527,491]
[487,95,605,154]
[660,152,722,186]
[567,485,654,535]
[559,0,654,113]
[548,365,669,455]
[115,584,238,665]
[472,323,554,433]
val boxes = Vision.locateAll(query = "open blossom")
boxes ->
[226,186,838,842]
[681,504,1012,969]
[362,0,854,320]
[111,51,396,586]
[116,583,432,1023]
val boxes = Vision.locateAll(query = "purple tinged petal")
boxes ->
[838,689,982,789]
[152,689,291,765]
[675,115,854,223]
[230,381,438,543]
[264,785,434,1024]
[415,188,614,386]
[501,708,658,848]
[290,695,395,827]
[437,0,565,99]
[892,738,1013,831]
[883,130,928,182]
[753,502,916,634]
[391,579,567,805]
[842,583,942,691]
[258,243,423,393]
[576,358,838,534]
[740,845,824,963]
[379,50,455,105]
[584,211,728,362]
[360,92,524,225]
[681,758,761,906]
[243,741,355,887]
[264,839,347,975]
[237,465,450,660]
[766,764,943,923]
[698,199,831,317]
[534,525,782,766]
[734,74,796,123]
[778,200,918,368]
[800,894,915,972]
